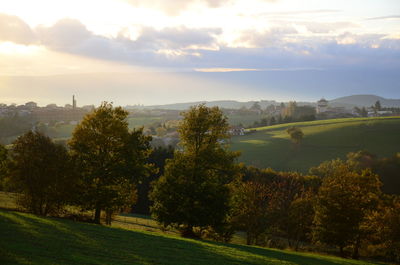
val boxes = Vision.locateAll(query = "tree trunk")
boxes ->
[246,232,252,245]
[295,239,300,251]
[352,237,360,260]
[105,209,112,225]
[181,225,197,238]
[339,245,344,257]
[94,208,101,224]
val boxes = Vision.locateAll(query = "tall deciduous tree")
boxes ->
[8,131,74,215]
[69,102,152,224]
[374,100,382,112]
[313,161,382,258]
[231,179,271,245]
[150,105,239,237]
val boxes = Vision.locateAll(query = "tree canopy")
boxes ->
[8,131,74,215]
[287,126,304,145]
[69,102,152,224]
[313,160,382,258]
[150,104,240,237]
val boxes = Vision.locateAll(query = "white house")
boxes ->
[316,98,328,114]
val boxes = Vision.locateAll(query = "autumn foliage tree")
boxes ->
[0,144,8,190]
[366,196,400,262]
[313,160,382,258]
[8,131,74,215]
[150,105,239,238]
[286,126,304,145]
[69,102,152,224]
[231,178,270,245]
[231,166,318,248]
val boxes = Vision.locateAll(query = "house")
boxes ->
[229,126,245,136]
[316,98,328,114]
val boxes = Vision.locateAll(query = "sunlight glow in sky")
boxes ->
[0,0,399,105]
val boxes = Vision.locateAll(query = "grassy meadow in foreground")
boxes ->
[231,116,400,172]
[0,210,386,265]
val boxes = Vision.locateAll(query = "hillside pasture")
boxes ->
[231,116,400,173]
[0,210,385,265]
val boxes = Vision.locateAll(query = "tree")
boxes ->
[0,144,8,191]
[69,102,152,224]
[8,131,74,215]
[366,196,400,262]
[374,100,382,112]
[156,127,167,137]
[231,166,319,248]
[286,190,315,250]
[134,146,174,215]
[250,102,262,114]
[353,107,368,117]
[287,126,304,145]
[313,161,382,258]
[231,179,270,245]
[150,104,239,238]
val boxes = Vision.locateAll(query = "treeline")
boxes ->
[1,103,152,224]
[250,102,316,128]
[0,114,33,140]
[0,104,399,262]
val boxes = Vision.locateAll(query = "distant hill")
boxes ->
[130,94,400,110]
[330,95,400,108]
[130,100,280,110]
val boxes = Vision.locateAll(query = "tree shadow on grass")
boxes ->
[204,240,386,265]
[0,211,383,265]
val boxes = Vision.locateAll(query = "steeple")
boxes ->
[73,95,77,109]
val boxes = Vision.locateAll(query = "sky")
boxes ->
[0,0,399,106]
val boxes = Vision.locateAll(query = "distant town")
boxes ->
[1,94,399,146]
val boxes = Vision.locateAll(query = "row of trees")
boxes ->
[227,154,399,261]
[1,103,153,224]
[0,103,399,262]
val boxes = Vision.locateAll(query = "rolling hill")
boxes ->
[0,210,384,265]
[230,116,400,173]
[135,94,400,110]
[330,95,400,108]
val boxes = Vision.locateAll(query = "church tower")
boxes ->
[73,95,77,109]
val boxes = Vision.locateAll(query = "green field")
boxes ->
[230,117,400,173]
[0,210,385,265]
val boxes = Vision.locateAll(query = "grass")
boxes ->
[0,209,386,265]
[230,116,400,172]
[127,117,164,129]
[226,113,264,127]
[0,192,19,210]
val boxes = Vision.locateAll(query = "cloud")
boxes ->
[121,0,277,15]
[123,26,222,50]
[194,68,261,72]
[256,9,341,17]
[366,15,400,21]
[1,15,399,74]
[36,19,92,51]
[121,0,233,15]
[32,19,222,66]
[237,27,298,48]
[301,22,357,34]
[0,13,36,44]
